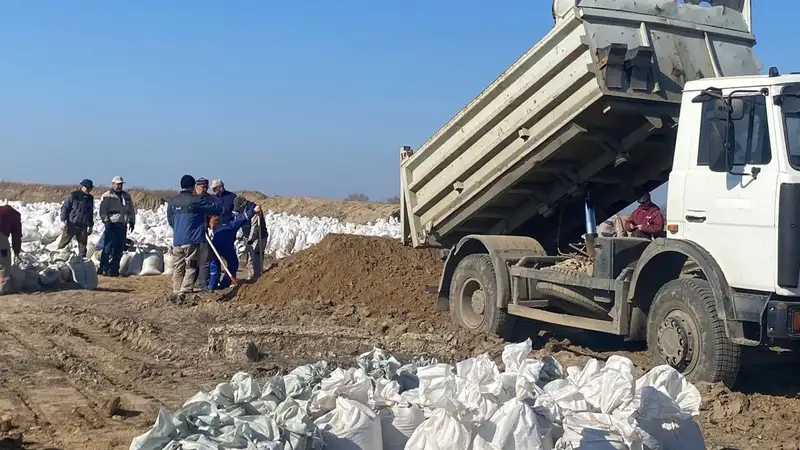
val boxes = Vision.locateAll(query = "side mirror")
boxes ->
[713,98,745,121]
[708,120,734,173]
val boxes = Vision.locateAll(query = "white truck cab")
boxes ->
[670,74,800,298]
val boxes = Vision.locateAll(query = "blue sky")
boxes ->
[0,1,795,203]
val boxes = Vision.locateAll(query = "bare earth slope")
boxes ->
[0,182,397,223]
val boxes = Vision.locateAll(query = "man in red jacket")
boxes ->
[0,205,22,294]
[624,193,664,239]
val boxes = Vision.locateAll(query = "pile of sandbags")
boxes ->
[4,200,402,277]
[131,340,705,450]
[5,252,98,292]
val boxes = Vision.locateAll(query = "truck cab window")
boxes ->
[783,109,800,169]
[698,95,772,166]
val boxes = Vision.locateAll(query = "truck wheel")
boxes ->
[449,254,509,337]
[646,278,740,386]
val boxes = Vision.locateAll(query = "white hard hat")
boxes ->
[210,179,223,189]
[111,176,124,184]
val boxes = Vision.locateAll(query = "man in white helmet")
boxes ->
[98,176,135,276]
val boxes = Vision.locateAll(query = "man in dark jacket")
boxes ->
[0,205,22,294]
[98,176,135,276]
[167,175,223,295]
[57,179,95,257]
[624,193,665,239]
[193,177,214,290]
[238,198,268,279]
[210,179,237,226]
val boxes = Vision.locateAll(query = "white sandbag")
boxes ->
[68,257,98,290]
[623,365,704,450]
[314,397,382,450]
[40,226,62,245]
[372,379,425,450]
[578,356,636,414]
[90,250,102,268]
[21,226,42,243]
[119,252,133,274]
[311,367,372,414]
[473,398,548,450]
[130,408,180,450]
[405,408,472,450]
[122,252,144,276]
[163,252,174,276]
[556,412,642,450]
[139,251,164,276]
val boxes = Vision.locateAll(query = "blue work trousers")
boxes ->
[208,243,238,289]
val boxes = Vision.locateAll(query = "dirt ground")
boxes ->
[0,182,397,224]
[1,235,799,449]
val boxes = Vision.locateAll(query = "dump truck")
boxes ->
[399,0,800,386]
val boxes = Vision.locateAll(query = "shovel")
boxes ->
[205,231,238,286]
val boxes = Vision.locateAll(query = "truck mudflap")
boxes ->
[765,300,800,339]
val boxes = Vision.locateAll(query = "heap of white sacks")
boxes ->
[2,199,401,284]
[131,339,705,450]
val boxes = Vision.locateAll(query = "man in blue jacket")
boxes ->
[208,197,258,290]
[57,179,95,258]
[167,175,223,296]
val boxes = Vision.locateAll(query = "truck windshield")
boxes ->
[781,84,800,170]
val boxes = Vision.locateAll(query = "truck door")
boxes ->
[681,93,779,292]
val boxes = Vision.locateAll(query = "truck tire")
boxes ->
[449,254,510,337]
[646,278,740,387]
[535,266,609,319]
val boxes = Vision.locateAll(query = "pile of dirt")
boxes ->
[236,233,442,318]
[234,234,506,358]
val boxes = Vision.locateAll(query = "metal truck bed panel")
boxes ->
[400,0,757,248]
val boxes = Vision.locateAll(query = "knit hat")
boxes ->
[180,175,196,190]
[233,196,248,213]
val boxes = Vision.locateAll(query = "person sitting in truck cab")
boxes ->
[624,193,664,239]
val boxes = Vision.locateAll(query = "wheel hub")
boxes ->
[657,314,694,371]
[471,289,486,315]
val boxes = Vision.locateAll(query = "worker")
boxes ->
[167,175,223,296]
[210,179,238,226]
[56,179,95,258]
[238,198,268,279]
[208,197,258,290]
[98,176,135,276]
[624,193,665,239]
[193,177,214,290]
[0,204,22,294]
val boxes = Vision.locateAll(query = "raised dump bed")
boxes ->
[400,0,758,250]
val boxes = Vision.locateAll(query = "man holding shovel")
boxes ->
[166,175,223,298]
[207,198,259,290]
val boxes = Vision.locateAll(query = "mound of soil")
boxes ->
[234,234,506,357]
[238,234,440,312]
